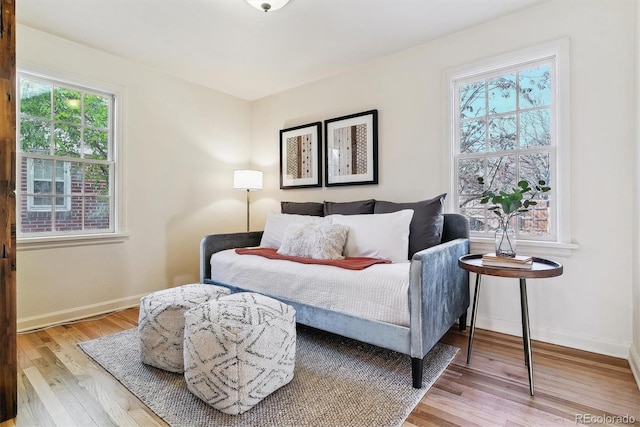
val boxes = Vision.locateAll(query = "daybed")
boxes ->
[199,200,470,388]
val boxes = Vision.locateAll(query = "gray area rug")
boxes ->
[79,326,458,427]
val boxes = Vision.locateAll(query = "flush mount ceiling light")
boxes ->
[246,0,290,12]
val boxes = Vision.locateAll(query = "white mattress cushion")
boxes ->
[210,249,411,327]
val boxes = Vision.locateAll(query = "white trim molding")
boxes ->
[630,345,640,391]
[17,292,144,332]
[473,314,631,359]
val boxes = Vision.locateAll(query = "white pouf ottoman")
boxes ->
[183,292,296,415]
[138,283,230,373]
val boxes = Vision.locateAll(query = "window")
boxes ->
[17,72,116,237]
[26,159,71,211]
[449,46,566,244]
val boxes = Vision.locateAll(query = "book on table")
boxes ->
[481,253,533,269]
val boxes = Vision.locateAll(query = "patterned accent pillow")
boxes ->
[277,223,349,260]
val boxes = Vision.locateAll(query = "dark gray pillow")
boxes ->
[323,199,375,216]
[374,194,446,258]
[281,201,324,216]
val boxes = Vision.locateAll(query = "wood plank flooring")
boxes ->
[1,308,638,426]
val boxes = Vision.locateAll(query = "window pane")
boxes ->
[460,120,485,153]
[55,197,83,232]
[459,81,485,119]
[488,74,516,115]
[54,87,82,123]
[520,109,550,148]
[20,208,53,233]
[457,158,484,195]
[85,164,110,195]
[519,152,551,185]
[519,65,551,108]
[84,94,109,128]
[32,159,53,181]
[84,196,110,230]
[33,196,50,206]
[459,196,485,232]
[488,115,516,152]
[486,155,517,190]
[20,79,51,118]
[84,128,108,160]
[69,162,83,195]
[20,118,51,154]
[53,161,70,209]
[54,123,81,157]
[33,181,51,195]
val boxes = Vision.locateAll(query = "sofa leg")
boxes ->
[411,357,423,388]
[459,313,468,332]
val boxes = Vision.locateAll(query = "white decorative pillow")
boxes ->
[328,209,414,262]
[260,212,330,249]
[277,223,349,260]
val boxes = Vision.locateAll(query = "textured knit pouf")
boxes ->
[183,292,296,415]
[138,283,230,373]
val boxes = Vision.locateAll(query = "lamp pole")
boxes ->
[245,189,250,232]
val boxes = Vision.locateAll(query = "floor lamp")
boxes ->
[234,170,263,232]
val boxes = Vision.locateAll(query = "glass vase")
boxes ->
[495,225,516,257]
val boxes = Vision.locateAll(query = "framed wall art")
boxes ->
[324,109,378,186]
[280,122,322,189]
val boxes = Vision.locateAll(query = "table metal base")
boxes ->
[466,274,535,396]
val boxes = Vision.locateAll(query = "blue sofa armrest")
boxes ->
[408,237,470,359]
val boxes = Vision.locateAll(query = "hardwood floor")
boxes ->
[1,308,638,426]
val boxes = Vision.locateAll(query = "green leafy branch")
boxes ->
[477,176,551,228]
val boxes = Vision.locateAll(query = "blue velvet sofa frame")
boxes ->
[200,213,470,388]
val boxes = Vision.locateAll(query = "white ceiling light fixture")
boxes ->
[246,0,290,13]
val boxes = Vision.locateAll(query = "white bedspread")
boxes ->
[210,249,411,327]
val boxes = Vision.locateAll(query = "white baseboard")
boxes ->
[630,345,640,392]
[474,316,631,359]
[17,293,145,332]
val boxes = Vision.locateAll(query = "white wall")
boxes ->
[251,0,636,358]
[16,25,252,330]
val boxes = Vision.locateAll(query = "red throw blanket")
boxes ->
[235,248,391,270]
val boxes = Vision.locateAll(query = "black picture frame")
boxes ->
[279,122,322,189]
[324,109,378,187]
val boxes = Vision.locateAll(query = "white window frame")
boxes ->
[16,66,127,249]
[443,39,577,257]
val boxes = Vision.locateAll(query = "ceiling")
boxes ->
[17,0,548,101]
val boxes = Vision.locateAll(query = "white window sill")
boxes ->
[470,237,579,259]
[17,233,130,251]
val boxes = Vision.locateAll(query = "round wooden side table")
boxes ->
[458,254,563,396]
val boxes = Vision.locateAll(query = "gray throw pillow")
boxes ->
[281,201,324,216]
[323,199,375,216]
[374,194,446,258]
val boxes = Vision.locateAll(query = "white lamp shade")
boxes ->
[234,170,263,191]
[246,0,289,12]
